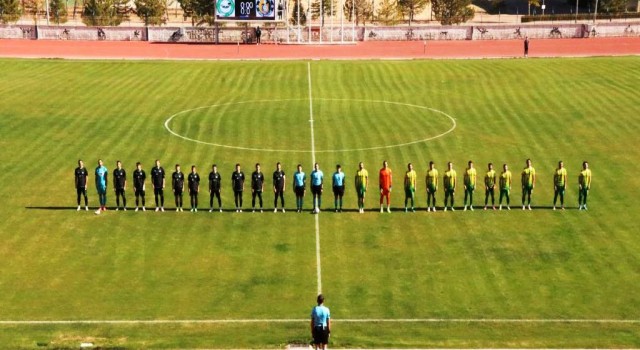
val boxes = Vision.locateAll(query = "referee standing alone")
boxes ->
[310,294,331,350]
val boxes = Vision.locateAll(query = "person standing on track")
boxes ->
[521,158,536,210]
[113,160,127,211]
[151,159,166,212]
[251,163,265,213]
[293,164,306,213]
[404,163,417,212]
[332,164,345,213]
[578,161,592,210]
[209,164,223,212]
[310,163,324,213]
[484,163,497,210]
[232,163,245,213]
[524,36,529,57]
[426,161,438,212]
[188,165,200,212]
[172,164,185,212]
[74,159,89,211]
[355,162,369,214]
[133,162,146,212]
[443,161,457,211]
[310,294,331,350]
[379,160,392,213]
[553,160,567,211]
[95,159,108,213]
[273,162,286,213]
[255,26,262,44]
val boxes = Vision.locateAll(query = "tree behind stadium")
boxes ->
[135,0,167,25]
[431,0,474,25]
[0,0,22,23]
[177,0,214,26]
[397,0,428,26]
[82,0,129,26]
[50,0,69,24]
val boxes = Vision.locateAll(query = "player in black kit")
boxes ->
[151,159,165,212]
[251,163,265,212]
[74,159,89,211]
[273,162,286,213]
[113,160,127,211]
[231,163,245,212]
[209,164,222,212]
[132,162,146,212]
[188,165,200,212]
[172,164,185,212]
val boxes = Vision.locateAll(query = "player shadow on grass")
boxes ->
[24,206,574,211]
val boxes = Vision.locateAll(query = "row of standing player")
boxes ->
[74,158,593,214]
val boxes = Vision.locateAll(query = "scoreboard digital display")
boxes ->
[216,0,277,21]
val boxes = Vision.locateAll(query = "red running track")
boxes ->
[0,37,639,60]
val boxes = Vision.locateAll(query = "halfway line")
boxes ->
[308,62,322,295]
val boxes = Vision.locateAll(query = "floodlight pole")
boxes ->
[308,0,311,42]
[593,0,598,24]
[330,0,334,42]
[351,0,355,42]
[45,0,50,25]
[575,0,579,23]
[297,0,301,42]
[340,0,344,42]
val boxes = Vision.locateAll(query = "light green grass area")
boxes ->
[0,57,639,348]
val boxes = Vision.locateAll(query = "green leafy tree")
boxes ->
[310,0,336,26]
[0,0,22,23]
[82,0,129,26]
[135,0,166,25]
[376,0,401,25]
[598,0,628,12]
[431,0,474,24]
[343,0,373,25]
[397,0,428,25]
[289,0,307,25]
[50,0,69,24]
[177,0,213,26]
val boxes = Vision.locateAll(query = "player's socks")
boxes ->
[77,206,81,211]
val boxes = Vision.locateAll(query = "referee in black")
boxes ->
[251,163,265,213]
[113,160,127,211]
[133,162,146,212]
[151,159,165,212]
[231,163,245,213]
[209,164,222,212]
[172,164,185,212]
[188,165,200,212]
[273,162,286,213]
[75,159,89,211]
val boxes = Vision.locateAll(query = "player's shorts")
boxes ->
[312,326,329,344]
[294,186,305,196]
[380,187,391,196]
[523,184,534,191]
[554,186,565,193]
[333,186,345,196]
[96,185,107,195]
[189,187,199,194]
[76,188,87,196]
[311,185,322,195]
[115,188,125,196]
[427,184,437,194]
[405,187,415,197]
[444,187,455,194]
[274,187,284,194]
[135,188,145,196]
[356,186,366,197]
[485,185,495,192]
[154,188,163,195]
[500,188,510,194]
[465,185,475,191]
[174,189,183,195]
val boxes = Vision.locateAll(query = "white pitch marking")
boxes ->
[163,99,456,153]
[308,62,322,296]
[1,318,639,325]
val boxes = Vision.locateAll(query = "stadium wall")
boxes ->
[1,22,639,42]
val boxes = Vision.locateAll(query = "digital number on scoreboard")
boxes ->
[216,0,277,20]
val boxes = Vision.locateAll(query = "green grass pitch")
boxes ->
[0,57,639,348]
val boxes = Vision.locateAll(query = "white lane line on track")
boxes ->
[308,62,322,295]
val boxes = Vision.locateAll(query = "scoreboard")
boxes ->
[216,0,279,21]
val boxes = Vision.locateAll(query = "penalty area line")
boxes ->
[1,318,639,325]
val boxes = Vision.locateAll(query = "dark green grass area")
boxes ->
[0,57,639,348]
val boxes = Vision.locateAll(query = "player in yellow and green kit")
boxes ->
[355,162,369,214]
[463,160,477,211]
[443,162,456,211]
[499,163,512,210]
[404,163,417,212]
[578,161,592,210]
[553,160,567,210]
[484,163,497,210]
[521,158,536,210]
[425,161,438,212]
